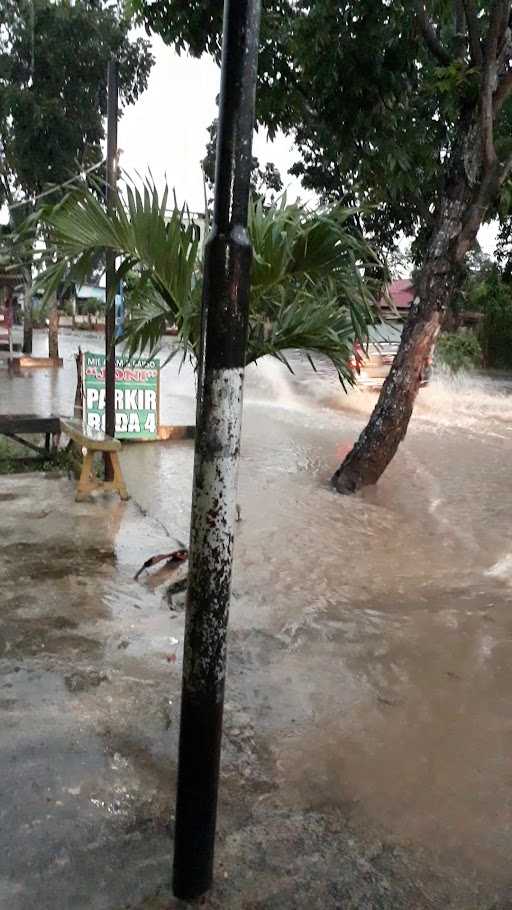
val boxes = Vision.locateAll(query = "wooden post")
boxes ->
[5,291,13,357]
[74,348,83,419]
[104,58,118,478]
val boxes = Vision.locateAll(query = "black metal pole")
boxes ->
[172,0,262,900]
[105,58,118,472]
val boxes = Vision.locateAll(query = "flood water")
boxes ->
[3,329,512,890]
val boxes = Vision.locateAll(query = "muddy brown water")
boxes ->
[2,330,512,900]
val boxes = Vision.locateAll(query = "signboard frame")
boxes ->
[82,351,160,440]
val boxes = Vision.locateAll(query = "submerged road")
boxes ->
[1,329,512,907]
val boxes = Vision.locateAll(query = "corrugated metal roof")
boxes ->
[379,279,415,312]
[76,284,105,302]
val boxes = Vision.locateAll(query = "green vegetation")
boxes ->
[0,437,107,478]
[450,260,512,371]
[33,177,386,386]
[0,0,154,352]
[436,333,482,374]
[60,298,74,318]
[479,272,512,371]
[0,437,76,475]
[0,1,153,204]
[79,298,101,315]
[134,1,512,492]
[202,118,283,206]
[130,1,512,263]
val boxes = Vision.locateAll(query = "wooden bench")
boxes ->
[60,418,129,503]
[0,414,61,456]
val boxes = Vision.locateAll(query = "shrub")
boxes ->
[0,437,77,475]
[59,297,74,317]
[79,297,101,316]
[479,273,512,369]
[435,332,482,373]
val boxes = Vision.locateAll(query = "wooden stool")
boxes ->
[60,418,129,503]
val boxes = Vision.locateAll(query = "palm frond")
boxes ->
[31,175,387,383]
[35,175,199,313]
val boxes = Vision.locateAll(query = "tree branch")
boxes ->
[454,0,466,59]
[485,1,510,59]
[455,164,501,260]
[480,3,511,168]
[494,68,512,111]
[462,0,483,66]
[499,149,512,185]
[481,71,498,168]
[414,1,452,66]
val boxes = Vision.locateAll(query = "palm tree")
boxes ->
[32,176,386,385]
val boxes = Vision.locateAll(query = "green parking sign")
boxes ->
[83,351,160,439]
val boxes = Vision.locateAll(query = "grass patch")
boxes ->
[0,436,78,475]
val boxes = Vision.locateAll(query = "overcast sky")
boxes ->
[118,35,305,212]
[119,34,498,261]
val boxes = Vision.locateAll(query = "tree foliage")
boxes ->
[202,118,283,205]
[0,0,154,206]
[131,1,512,257]
[432,251,512,370]
[477,267,512,369]
[0,0,154,352]
[130,0,512,493]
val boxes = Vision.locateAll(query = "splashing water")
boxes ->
[415,371,512,438]
[5,331,512,886]
[245,355,302,410]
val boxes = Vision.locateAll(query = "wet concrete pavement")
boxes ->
[0,475,183,908]
[1,472,498,910]
[3,332,512,907]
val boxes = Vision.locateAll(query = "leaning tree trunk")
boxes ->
[22,268,33,355]
[48,294,59,359]
[332,260,452,493]
[332,119,493,494]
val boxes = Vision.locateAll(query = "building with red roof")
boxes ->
[378,279,416,319]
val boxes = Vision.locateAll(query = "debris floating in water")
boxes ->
[134,547,188,581]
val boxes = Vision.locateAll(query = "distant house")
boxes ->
[378,277,482,330]
[378,279,416,320]
[74,284,105,311]
[67,283,106,328]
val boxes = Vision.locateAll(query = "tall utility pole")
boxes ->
[172,0,262,900]
[104,58,118,474]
